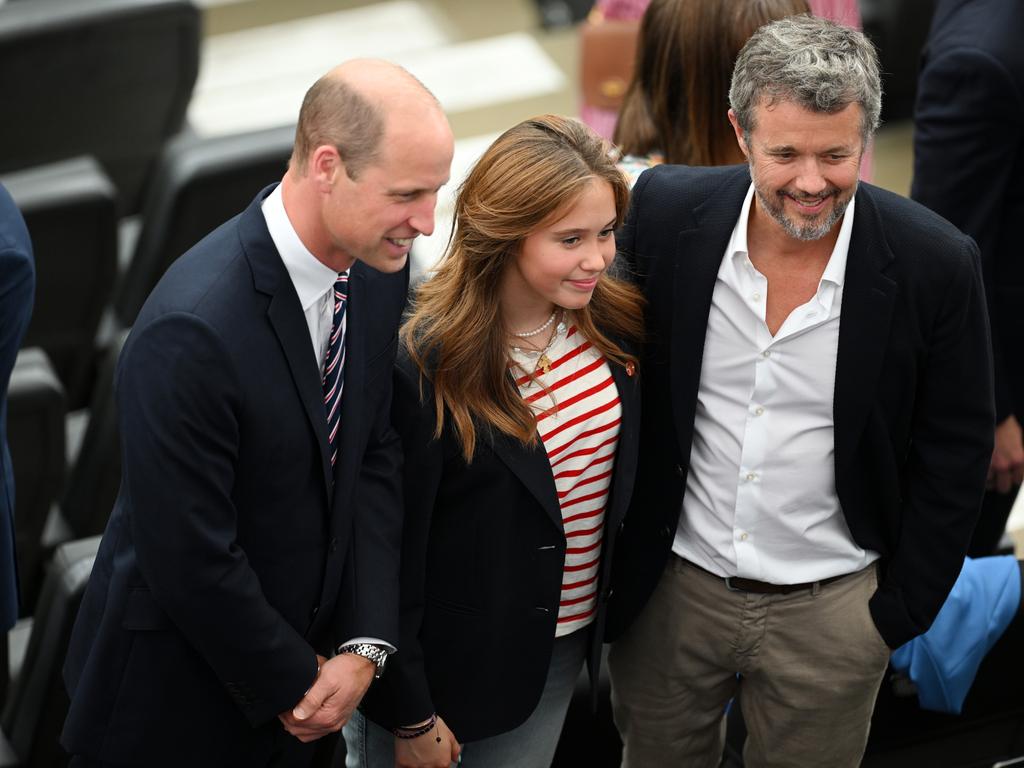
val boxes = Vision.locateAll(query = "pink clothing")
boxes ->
[808,0,861,28]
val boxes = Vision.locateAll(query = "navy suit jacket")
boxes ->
[912,0,1024,421]
[0,183,34,631]
[360,337,640,741]
[62,186,406,766]
[606,164,994,650]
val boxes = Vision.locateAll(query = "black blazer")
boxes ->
[361,335,640,742]
[61,186,406,766]
[911,0,1024,421]
[606,164,994,650]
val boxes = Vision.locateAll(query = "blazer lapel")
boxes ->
[606,355,639,529]
[490,405,564,533]
[833,186,897,470]
[243,187,334,501]
[669,171,751,460]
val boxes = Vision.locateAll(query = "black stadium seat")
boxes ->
[0,536,100,768]
[0,0,200,214]
[112,124,297,327]
[5,349,65,618]
[2,158,118,410]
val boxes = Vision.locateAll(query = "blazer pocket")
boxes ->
[122,587,173,631]
[365,334,398,385]
[426,594,479,617]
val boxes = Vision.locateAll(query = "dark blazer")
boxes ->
[606,164,994,650]
[360,334,640,742]
[0,183,34,632]
[61,186,405,766]
[911,0,1024,421]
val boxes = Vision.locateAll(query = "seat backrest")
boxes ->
[60,329,130,539]
[113,124,296,327]
[5,348,66,617]
[2,157,119,410]
[0,0,200,214]
[0,536,99,767]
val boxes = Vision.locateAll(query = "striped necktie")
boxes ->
[323,270,348,467]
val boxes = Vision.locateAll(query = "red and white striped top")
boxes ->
[511,324,621,637]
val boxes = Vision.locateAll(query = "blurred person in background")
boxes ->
[581,0,861,144]
[0,183,34,699]
[911,0,1024,557]
[613,0,810,184]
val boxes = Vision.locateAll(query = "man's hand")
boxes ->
[988,414,1024,494]
[395,715,461,768]
[278,653,375,742]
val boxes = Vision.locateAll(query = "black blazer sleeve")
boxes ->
[334,334,404,646]
[375,349,445,726]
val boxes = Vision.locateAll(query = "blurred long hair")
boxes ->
[614,0,810,165]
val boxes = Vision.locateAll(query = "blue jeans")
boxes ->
[343,628,588,768]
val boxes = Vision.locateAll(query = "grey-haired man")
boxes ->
[607,15,993,767]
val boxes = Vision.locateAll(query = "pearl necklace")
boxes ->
[512,309,557,338]
[511,312,568,378]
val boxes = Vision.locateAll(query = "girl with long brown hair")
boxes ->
[347,115,644,767]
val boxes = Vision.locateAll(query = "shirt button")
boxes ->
[762,350,771,358]
[752,292,762,301]
[740,532,749,541]
[745,472,757,482]
[754,407,764,417]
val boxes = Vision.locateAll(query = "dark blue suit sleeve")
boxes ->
[0,185,35,631]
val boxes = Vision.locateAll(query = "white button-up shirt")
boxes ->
[673,184,878,583]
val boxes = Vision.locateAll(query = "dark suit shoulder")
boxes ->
[634,164,749,220]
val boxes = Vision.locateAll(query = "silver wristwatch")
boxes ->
[337,642,388,679]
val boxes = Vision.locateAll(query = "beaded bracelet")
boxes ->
[393,713,439,741]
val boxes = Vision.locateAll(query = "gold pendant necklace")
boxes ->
[536,354,552,375]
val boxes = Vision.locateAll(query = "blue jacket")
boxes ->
[0,183,35,631]
[891,556,1021,714]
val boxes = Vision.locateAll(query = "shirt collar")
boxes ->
[261,183,338,311]
[727,183,856,290]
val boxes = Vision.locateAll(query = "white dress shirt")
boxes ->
[673,184,879,584]
[262,186,393,654]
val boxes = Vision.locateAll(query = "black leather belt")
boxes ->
[684,559,848,595]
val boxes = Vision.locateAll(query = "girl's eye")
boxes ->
[598,228,614,238]
[562,236,580,246]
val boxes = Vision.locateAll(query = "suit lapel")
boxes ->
[669,171,752,459]
[606,355,639,529]
[243,187,334,501]
[833,186,897,470]
[489,419,564,533]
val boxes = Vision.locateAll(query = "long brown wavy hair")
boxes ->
[403,115,645,462]
[614,0,809,166]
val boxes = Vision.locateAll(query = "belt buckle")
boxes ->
[723,576,743,593]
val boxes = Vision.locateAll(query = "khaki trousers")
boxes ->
[609,556,890,768]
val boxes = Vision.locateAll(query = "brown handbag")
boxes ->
[579,17,640,110]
